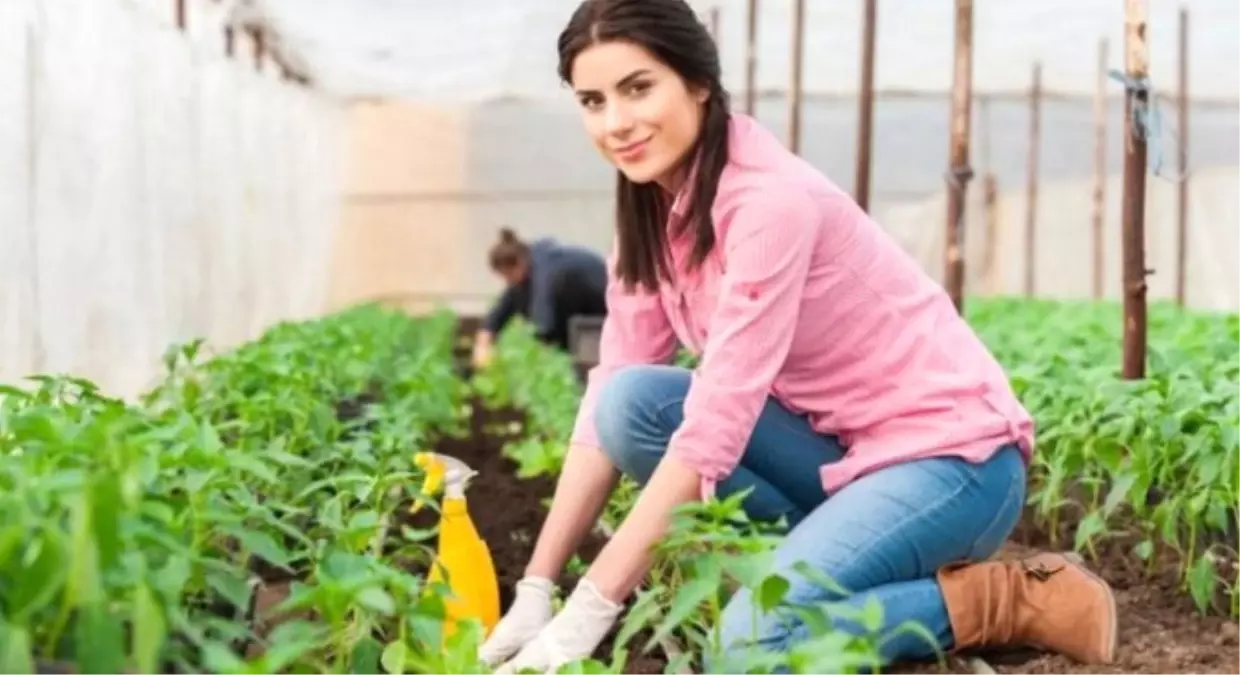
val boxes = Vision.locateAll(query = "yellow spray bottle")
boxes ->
[412,451,500,645]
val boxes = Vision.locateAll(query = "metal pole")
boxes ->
[1024,62,1042,297]
[1092,39,1108,300]
[1121,0,1150,380]
[175,0,187,32]
[944,0,974,313]
[854,0,877,212]
[788,0,805,153]
[1175,7,1189,307]
[709,6,721,42]
[744,0,758,115]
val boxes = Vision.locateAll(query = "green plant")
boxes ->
[0,304,471,673]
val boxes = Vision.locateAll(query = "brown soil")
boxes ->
[899,533,1238,675]
[428,397,669,674]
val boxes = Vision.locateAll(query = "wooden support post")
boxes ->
[944,0,974,313]
[978,97,1000,295]
[1175,7,1189,307]
[983,173,1000,294]
[1092,39,1108,300]
[709,6,721,42]
[854,0,877,212]
[251,27,265,72]
[175,0,187,32]
[788,0,805,153]
[224,25,236,58]
[1024,62,1042,297]
[744,0,758,115]
[1121,0,1150,380]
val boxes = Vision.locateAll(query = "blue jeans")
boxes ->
[593,365,1028,671]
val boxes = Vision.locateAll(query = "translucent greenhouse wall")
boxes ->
[0,0,345,397]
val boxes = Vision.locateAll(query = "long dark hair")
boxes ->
[557,0,731,293]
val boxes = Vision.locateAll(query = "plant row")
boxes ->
[967,298,1238,616]
[0,306,488,674]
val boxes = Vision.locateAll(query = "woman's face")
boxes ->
[497,260,527,287]
[570,40,708,188]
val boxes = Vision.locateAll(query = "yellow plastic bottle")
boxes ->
[412,451,501,645]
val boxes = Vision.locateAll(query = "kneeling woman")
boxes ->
[480,0,1118,672]
[473,228,608,366]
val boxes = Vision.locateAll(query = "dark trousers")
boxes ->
[540,266,607,351]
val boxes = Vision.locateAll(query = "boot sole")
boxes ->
[1061,552,1118,664]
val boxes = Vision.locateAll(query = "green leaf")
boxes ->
[0,622,35,674]
[74,602,127,674]
[648,575,717,648]
[350,636,384,674]
[206,570,252,613]
[5,532,67,622]
[380,641,408,675]
[235,529,293,568]
[264,621,329,672]
[132,583,167,674]
[757,573,790,613]
[356,587,396,616]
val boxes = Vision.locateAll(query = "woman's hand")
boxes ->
[493,579,623,674]
[479,444,619,667]
[478,577,557,667]
[472,331,494,368]
[494,457,701,672]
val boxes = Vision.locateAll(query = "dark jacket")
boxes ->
[483,238,607,345]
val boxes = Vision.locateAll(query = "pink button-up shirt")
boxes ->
[571,113,1034,499]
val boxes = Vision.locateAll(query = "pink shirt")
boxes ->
[571,113,1034,499]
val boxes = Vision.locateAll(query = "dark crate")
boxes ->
[568,315,604,368]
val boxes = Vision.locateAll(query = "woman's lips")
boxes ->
[613,138,651,162]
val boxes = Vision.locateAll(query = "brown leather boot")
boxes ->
[936,551,1118,664]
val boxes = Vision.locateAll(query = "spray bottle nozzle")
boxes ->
[411,452,477,512]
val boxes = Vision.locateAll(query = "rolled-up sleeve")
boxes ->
[667,187,820,500]
[570,250,678,449]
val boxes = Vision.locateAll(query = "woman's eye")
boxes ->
[626,81,651,96]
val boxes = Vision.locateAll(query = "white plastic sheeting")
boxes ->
[0,0,344,398]
[259,0,1240,102]
[876,166,1240,313]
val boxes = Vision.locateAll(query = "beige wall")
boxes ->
[328,100,480,314]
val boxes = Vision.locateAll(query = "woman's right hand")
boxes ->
[472,333,494,368]
[481,444,620,666]
[478,576,557,667]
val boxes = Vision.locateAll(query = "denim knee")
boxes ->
[592,365,681,480]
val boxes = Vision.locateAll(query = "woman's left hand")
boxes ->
[497,458,701,671]
[494,579,623,674]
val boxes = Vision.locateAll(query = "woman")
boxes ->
[479,1,1118,672]
[473,227,608,367]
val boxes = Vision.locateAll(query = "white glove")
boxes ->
[479,577,557,667]
[494,579,624,674]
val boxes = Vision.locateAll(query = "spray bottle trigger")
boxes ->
[411,452,444,514]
